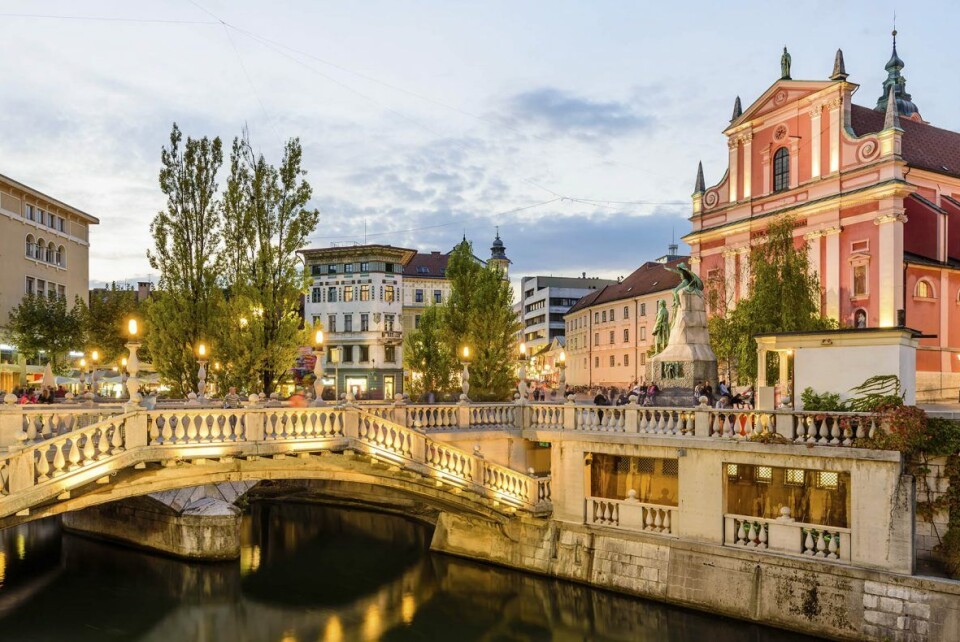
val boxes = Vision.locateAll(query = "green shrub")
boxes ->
[800,387,844,411]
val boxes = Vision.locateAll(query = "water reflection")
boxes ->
[0,504,818,641]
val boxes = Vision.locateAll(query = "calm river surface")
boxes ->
[0,503,820,641]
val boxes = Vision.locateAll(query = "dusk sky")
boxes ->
[1,1,956,293]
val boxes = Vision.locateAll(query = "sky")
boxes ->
[2,1,958,295]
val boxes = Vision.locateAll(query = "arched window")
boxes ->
[25,234,35,257]
[56,245,65,267]
[773,147,790,192]
[46,242,55,263]
[35,237,45,260]
[915,279,935,299]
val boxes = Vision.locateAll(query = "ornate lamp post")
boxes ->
[459,345,472,402]
[78,357,87,402]
[85,350,100,403]
[516,342,529,403]
[312,328,326,407]
[124,318,142,409]
[195,342,209,404]
[557,349,567,400]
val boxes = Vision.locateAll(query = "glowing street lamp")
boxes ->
[459,345,472,402]
[124,317,142,408]
[194,342,209,403]
[516,342,529,403]
[557,350,567,400]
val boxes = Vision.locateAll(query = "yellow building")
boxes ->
[565,258,684,389]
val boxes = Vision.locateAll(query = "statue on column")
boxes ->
[665,262,704,311]
[652,300,671,355]
[781,46,792,80]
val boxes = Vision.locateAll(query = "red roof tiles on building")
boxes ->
[566,258,687,314]
[850,104,960,179]
[403,251,450,278]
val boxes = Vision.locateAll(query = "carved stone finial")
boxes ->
[883,84,901,131]
[730,95,742,122]
[694,161,705,194]
[781,46,792,80]
[830,48,848,81]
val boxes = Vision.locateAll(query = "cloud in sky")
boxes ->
[1,1,955,292]
[507,87,653,139]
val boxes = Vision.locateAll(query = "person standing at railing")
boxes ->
[223,387,241,409]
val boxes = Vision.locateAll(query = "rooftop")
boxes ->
[403,251,450,279]
[566,257,687,314]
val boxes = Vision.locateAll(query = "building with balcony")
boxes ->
[299,244,416,400]
[564,258,685,388]
[518,274,617,353]
[684,36,960,399]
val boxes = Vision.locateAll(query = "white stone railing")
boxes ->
[787,411,879,445]
[530,404,564,430]
[1,406,126,447]
[469,404,517,429]
[0,405,548,518]
[637,408,695,436]
[706,409,777,439]
[724,514,851,563]
[407,404,460,430]
[586,496,677,536]
[574,406,626,432]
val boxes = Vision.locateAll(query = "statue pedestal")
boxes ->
[649,291,717,390]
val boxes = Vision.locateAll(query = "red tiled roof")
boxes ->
[403,251,449,278]
[850,104,960,179]
[566,258,686,314]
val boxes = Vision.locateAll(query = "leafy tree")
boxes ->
[144,124,224,397]
[218,132,318,394]
[710,216,835,383]
[80,283,140,363]
[403,305,457,398]
[441,239,520,401]
[7,294,85,372]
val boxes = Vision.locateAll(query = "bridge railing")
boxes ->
[353,403,520,433]
[0,405,549,517]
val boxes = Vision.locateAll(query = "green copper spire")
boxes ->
[875,29,919,118]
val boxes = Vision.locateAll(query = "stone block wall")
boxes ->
[915,456,950,563]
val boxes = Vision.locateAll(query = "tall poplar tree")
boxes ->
[145,124,224,397]
[217,132,319,394]
[403,304,457,398]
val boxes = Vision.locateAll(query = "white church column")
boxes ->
[810,104,822,179]
[742,133,753,199]
[876,211,907,327]
[824,227,842,322]
[728,138,739,203]
[738,246,751,299]
[828,97,842,174]
[724,249,737,310]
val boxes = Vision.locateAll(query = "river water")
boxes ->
[0,503,819,641]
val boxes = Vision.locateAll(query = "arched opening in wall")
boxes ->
[25,234,35,257]
[46,242,55,263]
[914,279,936,300]
[34,237,45,261]
[853,308,867,329]
[56,245,65,267]
[772,147,790,193]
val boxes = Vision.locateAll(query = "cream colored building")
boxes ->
[401,250,453,333]
[0,173,96,323]
[565,258,684,388]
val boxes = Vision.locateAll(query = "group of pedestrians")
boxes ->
[591,381,661,407]
[695,380,753,409]
[5,386,68,404]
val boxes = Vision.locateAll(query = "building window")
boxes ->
[344,314,353,332]
[594,333,599,347]
[342,346,353,362]
[588,454,679,506]
[414,315,421,329]
[360,314,369,331]
[417,266,429,274]
[601,311,607,323]
[385,285,395,302]
[34,237,45,260]
[359,285,370,301]
[915,279,934,299]
[344,263,354,274]
[25,234,35,257]
[640,302,646,316]
[384,314,395,331]
[623,329,629,343]
[328,264,337,274]
[852,264,867,297]
[640,327,646,341]
[328,314,337,332]
[359,345,369,362]
[36,279,45,296]
[311,288,322,303]
[56,245,64,267]
[384,346,396,362]
[57,217,65,232]
[327,286,337,302]
[57,284,65,300]
[594,312,599,323]
[385,262,394,273]
[624,353,629,367]
[773,147,790,192]
[594,356,599,368]
[609,330,614,343]
[25,276,35,295]
[415,289,424,303]
[640,353,646,366]
[609,309,615,322]
[359,262,369,272]
[25,205,34,221]
[623,306,629,319]
[433,290,442,304]
[343,286,354,302]
[609,355,615,367]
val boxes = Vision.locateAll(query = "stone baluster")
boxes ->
[827,531,840,559]
[66,438,81,470]
[654,509,664,531]
[97,426,112,459]
[36,447,51,481]
[817,417,830,444]
[803,528,816,555]
[665,412,676,435]
[757,522,768,549]
[662,509,671,533]
[52,442,66,476]
[82,433,96,461]
[829,416,841,445]
[804,416,817,443]
[736,519,747,544]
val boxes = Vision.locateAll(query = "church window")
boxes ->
[773,147,790,192]
[915,279,934,299]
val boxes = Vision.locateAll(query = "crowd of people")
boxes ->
[695,380,754,409]
[4,386,69,404]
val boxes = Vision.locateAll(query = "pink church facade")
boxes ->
[684,37,960,399]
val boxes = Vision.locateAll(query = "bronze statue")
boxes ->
[652,300,670,354]
[781,46,792,80]
[664,262,704,311]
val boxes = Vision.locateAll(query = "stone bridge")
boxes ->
[0,406,551,531]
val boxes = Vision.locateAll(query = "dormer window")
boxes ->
[773,147,790,192]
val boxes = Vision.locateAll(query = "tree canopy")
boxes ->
[7,294,85,373]
[708,216,834,383]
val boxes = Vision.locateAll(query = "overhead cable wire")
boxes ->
[0,12,217,25]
